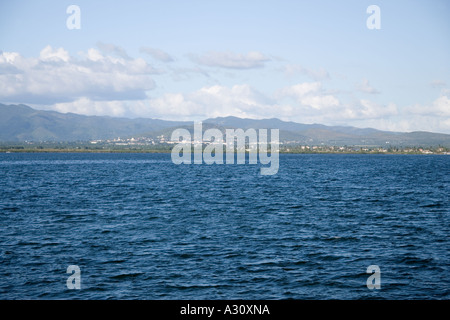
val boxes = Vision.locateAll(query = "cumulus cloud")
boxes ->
[40,46,70,62]
[432,95,450,116]
[25,81,450,133]
[272,81,400,125]
[1,46,448,133]
[131,82,342,121]
[276,82,322,99]
[190,51,270,69]
[49,85,276,120]
[0,46,157,104]
[409,94,450,117]
[343,100,397,120]
[140,47,174,62]
[52,97,129,117]
[276,82,339,110]
[357,79,380,94]
[345,95,449,133]
[146,84,278,119]
[348,115,450,134]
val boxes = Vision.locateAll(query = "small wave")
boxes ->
[399,256,434,266]
[110,272,144,280]
[171,253,195,259]
[420,202,443,208]
[100,259,126,264]
[1,207,20,212]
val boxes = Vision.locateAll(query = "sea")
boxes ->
[0,152,448,299]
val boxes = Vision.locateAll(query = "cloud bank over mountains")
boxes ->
[0,44,449,134]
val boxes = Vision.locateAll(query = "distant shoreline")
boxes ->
[1,148,448,155]
[1,148,171,154]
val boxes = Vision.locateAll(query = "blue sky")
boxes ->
[1,0,449,133]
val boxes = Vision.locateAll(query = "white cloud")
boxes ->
[357,79,380,94]
[432,95,450,116]
[348,115,449,134]
[85,48,104,62]
[346,96,449,133]
[340,100,397,120]
[53,84,279,120]
[140,47,174,62]
[300,95,340,110]
[146,84,277,119]
[191,51,270,69]
[409,94,450,117]
[1,46,448,133]
[276,82,339,111]
[52,97,128,117]
[0,46,158,104]
[30,83,450,134]
[276,82,322,98]
[39,45,70,62]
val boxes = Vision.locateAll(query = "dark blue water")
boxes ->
[0,153,448,299]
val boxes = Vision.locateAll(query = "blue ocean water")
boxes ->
[0,152,448,299]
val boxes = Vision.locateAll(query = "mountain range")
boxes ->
[1,103,449,147]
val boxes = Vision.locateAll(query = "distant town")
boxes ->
[1,134,449,154]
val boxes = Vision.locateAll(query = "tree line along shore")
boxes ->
[1,143,449,155]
